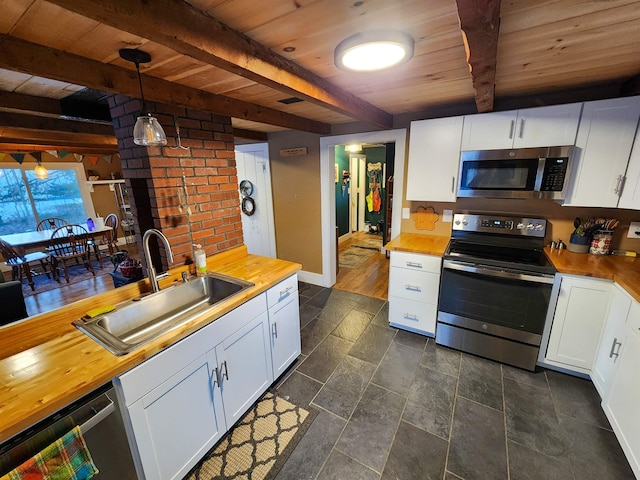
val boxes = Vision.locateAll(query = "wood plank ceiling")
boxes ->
[0,0,639,152]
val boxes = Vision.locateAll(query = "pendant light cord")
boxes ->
[134,61,148,115]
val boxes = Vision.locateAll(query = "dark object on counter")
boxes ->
[0,280,28,325]
[568,234,590,253]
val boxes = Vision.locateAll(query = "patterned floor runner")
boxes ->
[185,392,316,480]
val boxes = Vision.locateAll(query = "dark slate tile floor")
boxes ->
[276,283,635,480]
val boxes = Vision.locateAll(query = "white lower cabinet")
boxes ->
[592,284,632,397]
[602,302,640,479]
[114,280,301,480]
[387,251,441,336]
[267,275,301,379]
[544,274,612,373]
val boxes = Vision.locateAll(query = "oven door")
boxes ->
[438,260,554,346]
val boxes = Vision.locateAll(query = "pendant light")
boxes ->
[119,48,167,147]
[34,160,49,180]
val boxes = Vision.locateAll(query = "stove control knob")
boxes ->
[454,219,461,226]
[535,224,544,231]
[517,223,525,230]
[527,223,535,230]
[462,219,468,226]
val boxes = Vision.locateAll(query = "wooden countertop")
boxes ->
[545,247,640,302]
[385,233,450,256]
[0,245,300,442]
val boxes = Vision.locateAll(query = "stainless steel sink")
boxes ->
[73,272,254,355]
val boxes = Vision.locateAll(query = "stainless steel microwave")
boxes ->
[458,146,574,200]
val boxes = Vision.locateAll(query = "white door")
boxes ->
[349,154,366,232]
[235,143,276,257]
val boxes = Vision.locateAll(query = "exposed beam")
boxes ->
[232,129,269,142]
[0,112,114,136]
[455,0,501,112]
[0,35,330,135]
[0,127,118,153]
[0,91,62,116]
[45,0,393,129]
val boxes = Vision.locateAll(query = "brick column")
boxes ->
[108,95,243,272]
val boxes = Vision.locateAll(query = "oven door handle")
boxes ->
[443,260,555,284]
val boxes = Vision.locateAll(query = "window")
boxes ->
[0,163,95,236]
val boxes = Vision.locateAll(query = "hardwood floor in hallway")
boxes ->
[334,231,389,301]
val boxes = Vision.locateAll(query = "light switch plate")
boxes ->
[402,207,411,219]
[627,222,640,238]
[443,209,453,222]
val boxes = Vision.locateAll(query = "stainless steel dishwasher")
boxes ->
[0,383,137,479]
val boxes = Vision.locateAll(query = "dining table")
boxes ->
[0,222,114,257]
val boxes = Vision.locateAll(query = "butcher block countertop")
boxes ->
[385,233,450,256]
[545,247,640,303]
[0,245,300,442]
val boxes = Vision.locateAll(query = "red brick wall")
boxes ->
[108,95,243,271]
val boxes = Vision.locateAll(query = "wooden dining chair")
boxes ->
[49,224,96,283]
[89,213,119,265]
[0,239,52,291]
[36,217,68,231]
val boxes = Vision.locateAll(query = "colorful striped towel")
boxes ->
[1,426,98,480]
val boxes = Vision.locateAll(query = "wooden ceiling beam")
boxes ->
[0,112,114,136]
[0,35,330,135]
[455,0,501,112]
[0,91,62,116]
[0,127,118,153]
[45,0,393,129]
[232,129,269,142]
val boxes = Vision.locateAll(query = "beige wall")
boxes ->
[268,131,323,273]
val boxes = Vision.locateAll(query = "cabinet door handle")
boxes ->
[614,175,626,196]
[280,286,293,299]
[272,322,278,338]
[405,284,421,292]
[609,337,622,359]
[405,262,423,269]
[508,120,515,139]
[451,176,455,193]
[221,360,229,380]
[518,119,525,138]
[212,366,220,387]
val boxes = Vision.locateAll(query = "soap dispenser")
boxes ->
[193,244,206,277]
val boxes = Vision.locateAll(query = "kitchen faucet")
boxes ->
[143,229,174,293]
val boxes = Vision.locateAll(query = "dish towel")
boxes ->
[1,426,98,480]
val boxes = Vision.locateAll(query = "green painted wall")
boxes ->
[335,145,350,236]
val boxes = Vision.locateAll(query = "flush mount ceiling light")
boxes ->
[334,31,414,72]
[345,144,362,153]
[119,48,167,147]
[34,160,48,180]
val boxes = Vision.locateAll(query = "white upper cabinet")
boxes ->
[461,103,582,151]
[618,124,640,209]
[563,96,640,207]
[406,116,464,202]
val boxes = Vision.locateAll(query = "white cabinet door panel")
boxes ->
[128,351,223,480]
[218,311,273,427]
[545,275,611,372]
[406,116,463,201]
[461,111,517,150]
[512,103,582,148]
[592,284,631,397]
[269,294,301,379]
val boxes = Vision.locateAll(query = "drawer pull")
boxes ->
[609,337,622,359]
[405,262,423,269]
[272,322,278,338]
[405,285,421,292]
[279,286,293,299]
[403,313,419,321]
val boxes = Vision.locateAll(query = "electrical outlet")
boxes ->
[627,222,640,238]
[402,207,411,219]
[443,209,453,223]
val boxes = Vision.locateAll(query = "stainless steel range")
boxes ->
[436,213,556,371]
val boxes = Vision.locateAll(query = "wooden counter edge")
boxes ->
[385,233,450,257]
[0,246,301,442]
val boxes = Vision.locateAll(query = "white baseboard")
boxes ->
[298,270,331,287]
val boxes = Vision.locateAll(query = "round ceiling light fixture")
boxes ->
[334,31,414,72]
